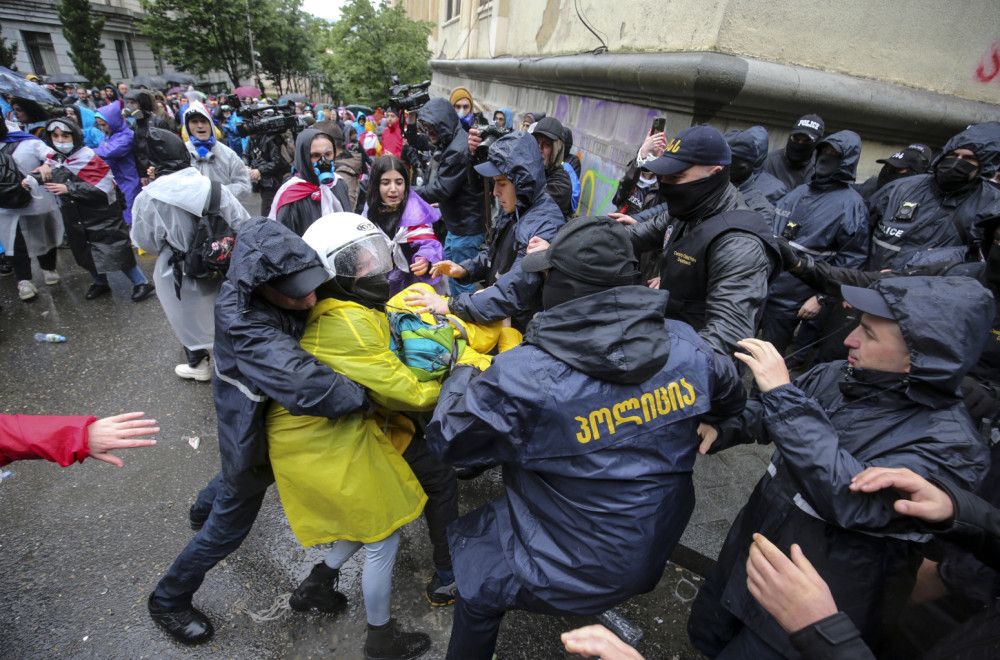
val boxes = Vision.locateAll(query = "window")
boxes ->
[115,39,136,79]
[21,31,60,76]
[446,0,461,21]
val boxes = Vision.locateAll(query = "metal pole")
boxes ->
[244,0,262,92]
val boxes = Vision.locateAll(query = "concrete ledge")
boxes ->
[431,52,1000,145]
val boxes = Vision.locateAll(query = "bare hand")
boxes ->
[562,624,644,660]
[21,177,32,190]
[43,182,68,195]
[410,257,430,276]
[608,212,637,226]
[734,338,791,393]
[526,236,549,254]
[698,422,719,455]
[250,168,261,182]
[908,559,948,605]
[639,130,667,159]
[745,533,838,633]
[648,277,660,289]
[147,165,156,179]
[468,127,482,155]
[404,289,450,315]
[430,260,467,279]
[849,467,954,522]
[796,296,822,319]
[86,412,159,468]
[32,163,52,182]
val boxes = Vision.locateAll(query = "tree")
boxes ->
[0,21,19,70]
[57,0,111,87]
[317,0,433,107]
[139,0,270,88]
[257,0,315,96]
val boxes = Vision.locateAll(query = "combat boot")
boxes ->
[289,562,347,614]
[364,618,430,660]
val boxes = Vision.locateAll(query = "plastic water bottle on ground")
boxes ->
[34,333,67,342]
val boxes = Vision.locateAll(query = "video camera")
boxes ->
[388,75,431,113]
[224,93,305,139]
[473,117,513,165]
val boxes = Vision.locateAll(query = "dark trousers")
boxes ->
[259,186,279,217]
[11,223,56,281]
[151,468,272,610]
[183,346,210,367]
[401,432,458,572]
[446,595,506,660]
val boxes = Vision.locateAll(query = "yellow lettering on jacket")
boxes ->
[576,378,699,443]
[673,251,696,266]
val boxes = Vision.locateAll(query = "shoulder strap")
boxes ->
[0,142,18,157]
[207,180,223,215]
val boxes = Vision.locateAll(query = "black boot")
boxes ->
[148,593,214,646]
[289,562,348,614]
[364,618,430,660]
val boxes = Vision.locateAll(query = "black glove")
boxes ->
[960,376,1000,421]
[776,236,802,272]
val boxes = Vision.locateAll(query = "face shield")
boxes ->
[302,213,393,280]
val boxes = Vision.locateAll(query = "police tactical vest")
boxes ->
[660,209,779,330]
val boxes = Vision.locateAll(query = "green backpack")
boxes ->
[387,310,468,381]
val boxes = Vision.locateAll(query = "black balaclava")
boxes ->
[316,273,390,311]
[813,150,842,179]
[934,156,979,193]
[876,164,909,191]
[541,267,615,311]
[785,137,816,165]
[729,158,754,185]
[660,166,731,221]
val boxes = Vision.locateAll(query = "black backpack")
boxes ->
[0,142,32,210]
[169,181,236,298]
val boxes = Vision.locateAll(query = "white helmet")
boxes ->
[302,212,393,280]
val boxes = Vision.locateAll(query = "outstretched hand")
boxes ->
[526,236,549,254]
[87,412,159,468]
[734,339,790,393]
[849,467,954,522]
[562,624,644,660]
[404,289,450,315]
[429,260,468,280]
[698,422,719,455]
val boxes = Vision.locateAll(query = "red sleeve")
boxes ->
[0,415,96,467]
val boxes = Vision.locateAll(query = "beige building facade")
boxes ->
[401,0,1000,214]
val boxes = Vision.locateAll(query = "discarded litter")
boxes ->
[187,436,200,450]
[34,333,67,343]
[674,577,699,603]
[0,471,14,482]
[598,608,643,647]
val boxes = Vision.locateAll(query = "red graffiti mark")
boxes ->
[975,41,1000,83]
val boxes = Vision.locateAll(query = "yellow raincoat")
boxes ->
[266,296,441,547]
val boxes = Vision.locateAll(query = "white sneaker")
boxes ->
[42,269,60,285]
[175,358,212,381]
[17,280,37,300]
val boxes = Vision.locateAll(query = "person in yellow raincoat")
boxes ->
[266,215,437,660]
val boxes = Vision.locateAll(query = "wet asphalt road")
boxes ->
[0,211,707,659]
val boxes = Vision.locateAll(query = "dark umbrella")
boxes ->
[346,104,374,118]
[0,66,59,104]
[279,93,308,104]
[162,71,196,85]
[132,74,168,90]
[232,85,262,99]
[166,86,185,95]
[44,73,90,85]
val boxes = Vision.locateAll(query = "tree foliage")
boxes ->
[256,0,315,95]
[139,0,268,88]
[317,0,432,107]
[57,0,111,87]
[0,21,18,70]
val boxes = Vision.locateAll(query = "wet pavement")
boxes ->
[0,195,774,659]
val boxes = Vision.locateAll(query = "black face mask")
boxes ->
[660,166,730,221]
[353,273,391,304]
[876,165,908,190]
[813,152,842,179]
[934,157,978,192]
[785,137,816,165]
[729,158,754,185]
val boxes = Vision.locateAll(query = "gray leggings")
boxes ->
[323,531,400,626]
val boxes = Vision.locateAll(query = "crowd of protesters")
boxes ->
[4,72,1000,660]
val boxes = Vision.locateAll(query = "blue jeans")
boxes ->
[152,468,273,610]
[444,232,484,297]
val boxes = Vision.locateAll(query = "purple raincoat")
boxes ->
[364,191,445,295]
[94,101,141,224]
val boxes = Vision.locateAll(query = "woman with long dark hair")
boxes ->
[363,154,445,295]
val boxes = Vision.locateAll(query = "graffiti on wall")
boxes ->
[975,40,1000,83]
[553,95,660,216]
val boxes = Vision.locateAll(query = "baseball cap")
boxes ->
[269,264,329,299]
[645,125,732,176]
[521,216,640,286]
[841,284,896,320]
[528,116,564,142]
[876,144,933,173]
[790,114,825,141]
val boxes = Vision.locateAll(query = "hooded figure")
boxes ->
[691,275,992,660]
[492,108,514,131]
[725,126,788,217]
[761,130,869,353]
[66,105,106,150]
[182,102,251,201]
[427,216,746,660]
[528,116,576,219]
[869,122,1000,270]
[763,113,825,190]
[126,90,171,185]
[41,118,153,300]
[94,101,142,224]
[411,97,487,295]
[446,130,565,331]
[270,128,352,235]
[130,129,251,376]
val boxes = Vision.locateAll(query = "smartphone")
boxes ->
[651,117,666,135]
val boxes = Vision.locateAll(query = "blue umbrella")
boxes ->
[0,66,59,104]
